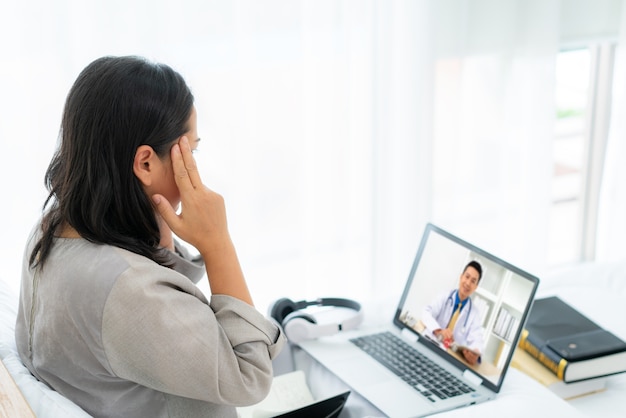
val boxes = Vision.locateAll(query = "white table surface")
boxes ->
[272,260,626,418]
[272,341,587,418]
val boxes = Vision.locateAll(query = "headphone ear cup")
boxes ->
[268,298,298,325]
[282,312,317,343]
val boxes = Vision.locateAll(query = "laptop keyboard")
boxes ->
[350,331,475,402]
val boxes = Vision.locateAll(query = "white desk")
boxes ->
[270,260,626,418]
[272,341,586,418]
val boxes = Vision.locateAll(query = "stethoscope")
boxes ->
[445,289,472,330]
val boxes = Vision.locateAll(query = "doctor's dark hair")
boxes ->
[30,56,194,268]
[464,261,483,282]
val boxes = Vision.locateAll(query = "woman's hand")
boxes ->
[157,214,175,251]
[151,137,228,255]
[152,136,253,305]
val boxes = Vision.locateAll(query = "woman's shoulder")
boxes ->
[26,227,203,301]
[49,237,180,276]
[39,238,185,292]
[110,246,206,297]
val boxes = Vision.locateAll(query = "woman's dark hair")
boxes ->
[30,56,194,268]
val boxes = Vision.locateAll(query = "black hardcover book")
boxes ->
[519,296,626,382]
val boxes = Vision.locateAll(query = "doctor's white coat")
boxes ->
[421,289,485,354]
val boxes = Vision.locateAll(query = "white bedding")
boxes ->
[1,261,625,417]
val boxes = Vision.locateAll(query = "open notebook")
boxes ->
[298,223,540,417]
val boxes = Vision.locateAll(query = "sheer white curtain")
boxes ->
[0,1,412,312]
[0,0,566,313]
[427,0,559,275]
[0,1,383,312]
[187,2,382,310]
[597,3,626,262]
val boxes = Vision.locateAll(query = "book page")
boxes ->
[237,370,315,418]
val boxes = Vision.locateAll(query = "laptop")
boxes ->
[297,223,540,417]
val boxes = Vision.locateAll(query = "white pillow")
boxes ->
[0,279,91,417]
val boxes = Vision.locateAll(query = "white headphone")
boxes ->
[268,297,364,343]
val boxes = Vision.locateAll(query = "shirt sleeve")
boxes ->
[101,264,286,406]
[170,240,205,284]
[422,291,448,332]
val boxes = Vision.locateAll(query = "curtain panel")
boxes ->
[3,0,618,313]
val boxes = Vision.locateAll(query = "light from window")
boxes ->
[548,48,590,265]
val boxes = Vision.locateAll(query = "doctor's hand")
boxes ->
[434,328,454,342]
[462,349,479,365]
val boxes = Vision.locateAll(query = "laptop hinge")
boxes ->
[401,328,418,343]
[463,369,483,386]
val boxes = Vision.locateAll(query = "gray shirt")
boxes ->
[15,227,285,417]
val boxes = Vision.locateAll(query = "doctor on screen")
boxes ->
[422,261,485,365]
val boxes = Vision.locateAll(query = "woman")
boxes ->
[15,56,285,417]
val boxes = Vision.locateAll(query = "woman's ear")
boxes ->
[133,145,157,186]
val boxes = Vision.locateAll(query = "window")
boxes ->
[549,44,615,265]
[549,48,590,264]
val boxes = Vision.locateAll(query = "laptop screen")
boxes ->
[393,223,540,392]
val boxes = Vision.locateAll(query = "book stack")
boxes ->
[511,348,606,399]
[514,296,626,399]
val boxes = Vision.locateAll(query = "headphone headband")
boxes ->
[269,297,363,343]
[296,298,361,312]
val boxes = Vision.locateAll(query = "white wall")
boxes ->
[1,0,624,306]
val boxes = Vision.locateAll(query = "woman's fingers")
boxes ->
[153,136,202,234]
[157,135,231,254]
[170,142,195,194]
[170,136,202,193]
[178,136,202,189]
[152,193,181,231]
